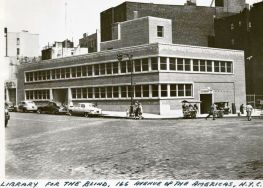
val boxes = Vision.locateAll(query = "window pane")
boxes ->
[121,61,127,73]
[143,85,149,97]
[107,87,112,98]
[94,64,99,75]
[61,68,65,78]
[65,68,70,78]
[134,59,141,72]
[121,86,127,98]
[100,87,106,98]
[94,87,100,98]
[207,60,212,72]
[193,59,199,71]
[46,70,50,80]
[185,59,191,71]
[106,63,112,74]
[82,66,87,76]
[142,58,148,71]
[77,67,81,77]
[71,67,76,77]
[72,88,76,99]
[200,60,206,72]
[178,84,184,96]
[135,85,141,98]
[227,62,232,73]
[128,85,132,98]
[87,88,93,98]
[82,88,87,98]
[185,84,192,96]
[157,26,163,37]
[100,64,105,75]
[214,61,220,72]
[56,69,60,79]
[220,61,226,72]
[177,58,184,71]
[127,61,132,73]
[77,88,82,98]
[113,86,119,98]
[87,65,93,76]
[151,57,158,70]
[152,85,159,97]
[113,62,118,74]
[160,57,167,70]
[51,70,56,79]
[170,84,177,97]
[161,84,167,97]
[169,58,176,71]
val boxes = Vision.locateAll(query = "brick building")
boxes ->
[214,1,263,95]
[17,16,246,115]
[100,0,246,46]
[79,30,100,53]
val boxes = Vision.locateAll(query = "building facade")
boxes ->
[4,29,39,105]
[17,16,246,115]
[79,30,101,53]
[214,1,263,95]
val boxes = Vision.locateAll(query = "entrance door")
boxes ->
[200,94,212,114]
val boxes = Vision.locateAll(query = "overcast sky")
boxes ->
[2,0,261,51]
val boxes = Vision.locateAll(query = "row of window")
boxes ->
[25,57,233,82]
[71,84,192,99]
[25,84,193,100]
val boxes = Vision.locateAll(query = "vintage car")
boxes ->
[5,101,15,112]
[17,100,38,112]
[68,103,102,117]
[182,100,200,119]
[37,101,68,114]
[5,103,10,127]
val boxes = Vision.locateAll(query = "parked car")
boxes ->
[181,100,200,119]
[5,101,15,112]
[68,103,102,117]
[37,101,68,114]
[17,100,38,112]
[5,104,10,127]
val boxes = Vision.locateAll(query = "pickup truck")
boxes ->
[68,103,102,117]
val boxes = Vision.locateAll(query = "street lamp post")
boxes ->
[117,53,134,107]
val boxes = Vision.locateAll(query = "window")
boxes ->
[184,59,191,71]
[185,84,192,96]
[161,84,167,97]
[169,58,176,71]
[178,84,184,97]
[82,66,87,76]
[160,57,167,70]
[151,57,158,70]
[51,70,56,79]
[142,58,148,71]
[33,72,38,81]
[38,71,43,80]
[135,85,141,98]
[87,65,93,76]
[214,61,220,72]
[94,87,100,98]
[107,87,112,98]
[56,69,60,79]
[94,64,99,75]
[16,38,20,45]
[106,63,112,74]
[142,85,149,97]
[61,68,65,78]
[121,61,127,73]
[113,86,119,98]
[17,48,20,56]
[46,70,50,80]
[226,62,232,73]
[152,85,159,97]
[100,64,105,75]
[87,88,93,98]
[100,87,106,98]
[220,61,226,72]
[207,60,212,72]
[65,68,70,78]
[128,86,132,98]
[170,84,177,97]
[121,86,127,98]
[127,61,132,73]
[71,67,76,77]
[72,88,76,99]
[134,59,141,72]
[177,58,184,71]
[193,59,199,71]
[113,62,118,74]
[200,60,206,72]
[42,71,47,80]
[77,88,82,98]
[157,26,164,37]
[82,88,87,98]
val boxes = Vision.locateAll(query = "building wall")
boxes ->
[79,32,98,53]
[17,43,245,115]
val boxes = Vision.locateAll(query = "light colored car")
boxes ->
[17,100,38,112]
[68,103,102,117]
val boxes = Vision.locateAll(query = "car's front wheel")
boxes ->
[37,109,42,114]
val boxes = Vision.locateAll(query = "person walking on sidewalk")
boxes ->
[246,103,253,121]
[206,103,217,120]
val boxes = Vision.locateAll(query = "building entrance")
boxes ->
[52,89,68,105]
[200,94,212,114]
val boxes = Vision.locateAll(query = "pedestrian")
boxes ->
[134,101,139,119]
[240,104,244,114]
[206,103,217,120]
[138,103,143,119]
[246,103,253,121]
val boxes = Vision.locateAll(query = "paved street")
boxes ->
[5,112,263,179]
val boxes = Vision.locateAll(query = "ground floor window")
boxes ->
[25,90,50,100]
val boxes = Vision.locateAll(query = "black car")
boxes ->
[37,101,67,114]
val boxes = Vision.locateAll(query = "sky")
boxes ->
[2,0,261,52]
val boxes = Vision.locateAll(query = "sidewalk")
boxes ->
[102,109,263,120]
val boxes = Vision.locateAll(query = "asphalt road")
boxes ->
[5,112,263,179]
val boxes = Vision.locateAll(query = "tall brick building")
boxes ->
[214,1,263,95]
[100,0,246,46]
